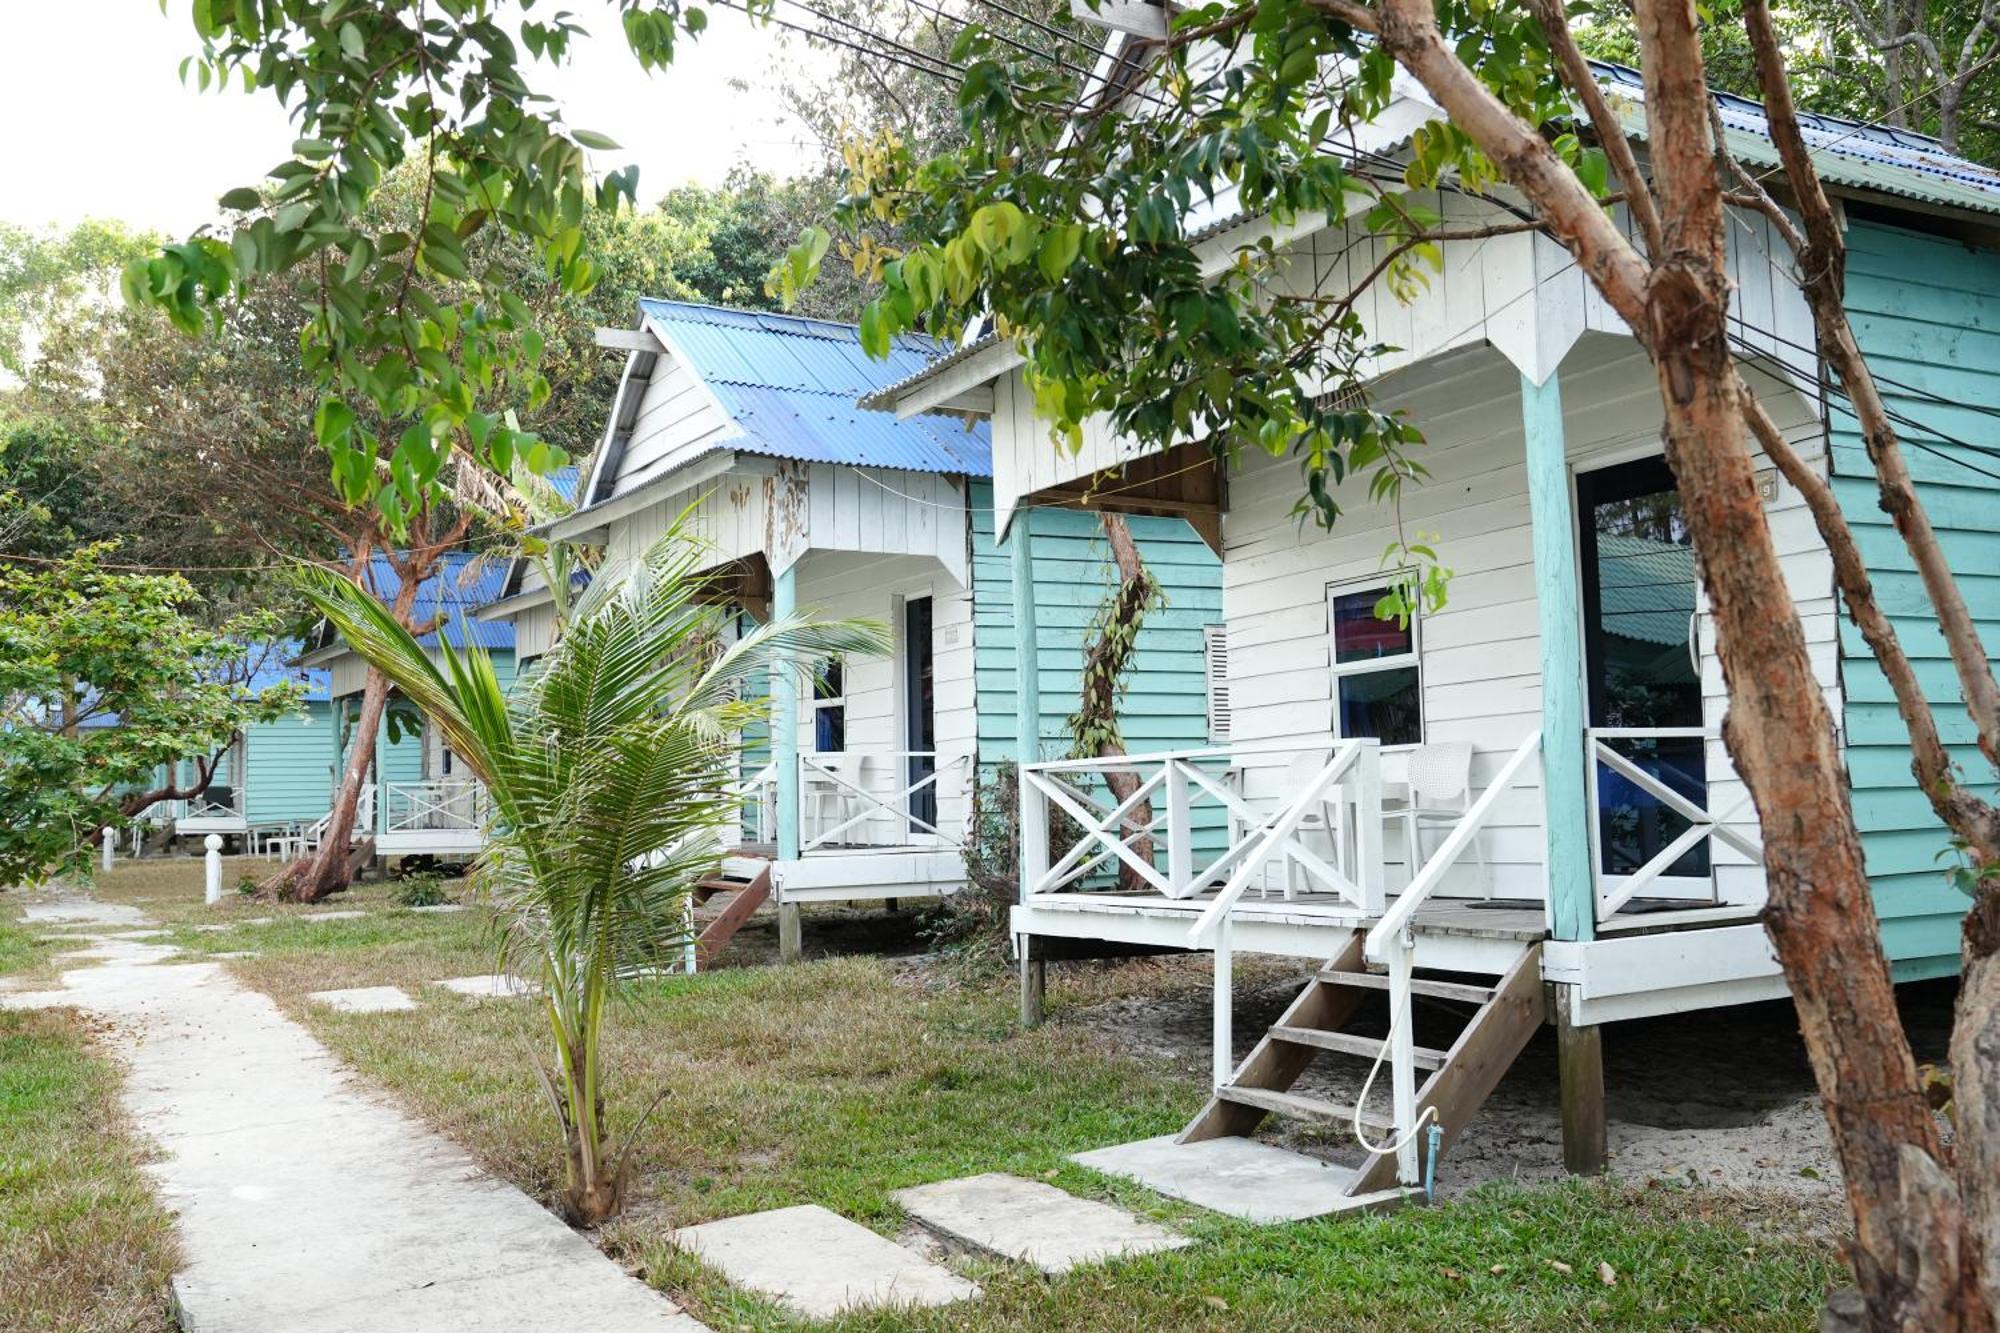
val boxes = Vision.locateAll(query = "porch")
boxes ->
[373,777,489,857]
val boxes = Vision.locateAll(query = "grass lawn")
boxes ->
[70,858,1844,1330]
[0,917,178,1333]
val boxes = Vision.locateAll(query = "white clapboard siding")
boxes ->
[602,461,970,588]
[609,339,740,502]
[1220,338,1834,903]
[787,551,979,844]
[987,194,1815,526]
[514,602,558,664]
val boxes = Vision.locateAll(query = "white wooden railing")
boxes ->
[799,750,969,852]
[1585,727,1761,922]
[724,761,777,847]
[384,778,488,834]
[177,788,245,821]
[1025,740,1385,912]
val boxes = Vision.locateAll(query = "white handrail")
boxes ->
[1587,728,1761,921]
[1187,740,1377,944]
[384,778,487,833]
[1364,730,1542,962]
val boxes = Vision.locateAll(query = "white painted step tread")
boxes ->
[672,1204,978,1318]
[893,1173,1188,1274]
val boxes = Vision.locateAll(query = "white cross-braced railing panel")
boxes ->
[384,778,489,833]
[1585,727,1761,923]
[798,750,969,852]
[1020,739,1387,917]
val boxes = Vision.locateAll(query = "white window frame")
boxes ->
[1326,574,1425,745]
[811,656,847,754]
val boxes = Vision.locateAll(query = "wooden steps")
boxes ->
[1179,930,1546,1204]
[694,866,773,966]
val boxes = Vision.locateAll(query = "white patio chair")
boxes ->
[1231,750,1348,900]
[803,754,868,848]
[1382,741,1487,896]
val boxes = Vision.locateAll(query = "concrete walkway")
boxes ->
[5,903,705,1333]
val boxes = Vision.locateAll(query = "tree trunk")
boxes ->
[265,665,389,902]
[1082,513,1159,890]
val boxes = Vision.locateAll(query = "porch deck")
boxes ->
[1015,886,1754,975]
[723,840,966,904]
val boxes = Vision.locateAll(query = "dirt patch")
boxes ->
[1056,954,1958,1239]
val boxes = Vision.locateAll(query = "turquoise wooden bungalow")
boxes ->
[300,552,514,861]
[167,647,334,850]
[486,298,1220,959]
[865,32,2000,1215]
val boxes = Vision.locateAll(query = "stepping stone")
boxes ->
[300,910,367,922]
[672,1204,978,1317]
[406,903,466,914]
[194,918,274,932]
[1073,1135,1388,1224]
[308,986,416,1013]
[893,1173,1188,1274]
[21,900,146,927]
[212,951,261,961]
[433,974,537,1000]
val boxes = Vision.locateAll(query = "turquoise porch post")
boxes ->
[1523,367,1607,1176]
[770,561,800,864]
[771,559,803,962]
[1008,513,1047,1024]
[1521,370,1594,944]
[1008,512,1041,894]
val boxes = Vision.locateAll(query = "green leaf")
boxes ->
[571,129,622,151]
[339,20,365,59]
[218,187,263,211]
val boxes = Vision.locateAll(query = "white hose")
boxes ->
[1349,1003,1438,1158]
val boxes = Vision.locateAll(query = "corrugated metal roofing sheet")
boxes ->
[636,299,992,476]
[362,551,515,652]
[1595,61,2000,217]
[1596,533,1696,648]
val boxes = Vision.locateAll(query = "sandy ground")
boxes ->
[1058,952,1959,1237]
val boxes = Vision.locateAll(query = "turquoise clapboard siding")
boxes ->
[1834,220,2000,976]
[970,482,1224,761]
[244,701,335,824]
[336,652,516,828]
[970,482,1227,875]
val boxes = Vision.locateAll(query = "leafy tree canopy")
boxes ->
[0,545,302,885]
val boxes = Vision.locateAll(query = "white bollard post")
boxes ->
[101,826,116,872]
[204,834,224,905]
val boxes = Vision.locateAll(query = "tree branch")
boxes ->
[1527,0,1664,259]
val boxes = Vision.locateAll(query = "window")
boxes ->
[1327,579,1422,746]
[812,657,846,753]
[1203,624,1231,743]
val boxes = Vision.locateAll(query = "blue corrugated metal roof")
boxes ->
[636,299,992,476]
[1594,61,2000,216]
[362,551,515,652]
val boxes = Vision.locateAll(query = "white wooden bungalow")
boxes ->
[527,299,992,959]
[167,652,334,851]
[300,552,513,861]
[864,29,2000,1214]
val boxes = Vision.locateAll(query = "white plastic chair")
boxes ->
[803,754,868,848]
[1233,750,1348,900]
[1382,741,1486,895]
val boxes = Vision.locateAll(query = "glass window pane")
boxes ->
[815,705,845,753]
[1337,667,1421,746]
[1332,587,1411,663]
[814,658,843,702]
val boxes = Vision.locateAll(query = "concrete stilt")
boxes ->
[1556,986,1607,1174]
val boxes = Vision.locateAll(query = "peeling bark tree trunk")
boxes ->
[1074,512,1161,890]
[1343,0,1982,1322]
[264,562,426,903]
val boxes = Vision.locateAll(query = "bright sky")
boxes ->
[0,2,832,236]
